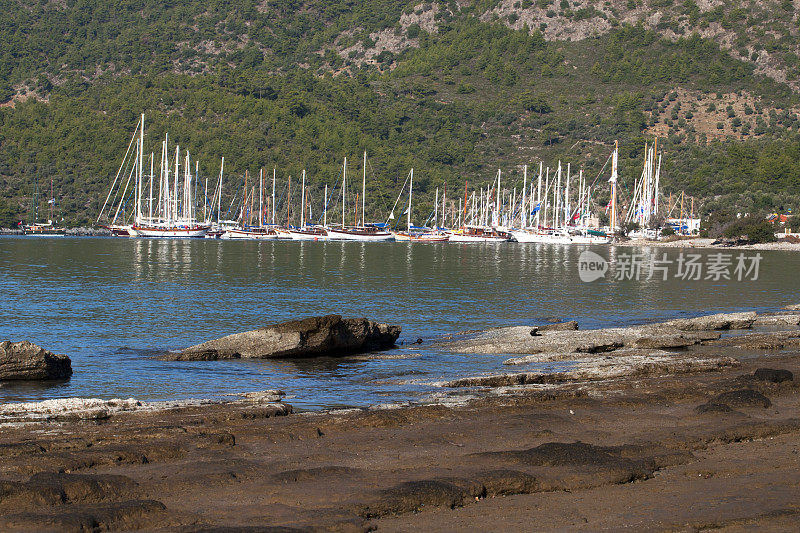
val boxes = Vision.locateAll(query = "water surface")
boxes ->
[1,237,797,409]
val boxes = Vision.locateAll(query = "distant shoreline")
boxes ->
[619,237,800,251]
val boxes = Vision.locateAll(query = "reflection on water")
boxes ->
[1,236,798,409]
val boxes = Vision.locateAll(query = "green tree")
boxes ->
[0,199,20,228]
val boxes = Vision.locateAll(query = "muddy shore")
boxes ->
[1,316,799,531]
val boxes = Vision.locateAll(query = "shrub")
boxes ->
[722,217,777,243]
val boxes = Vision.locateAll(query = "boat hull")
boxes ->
[393,232,449,242]
[131,225,210,238]
[220,228,278,240]
[510,230,572,244]
[325,228,394,241]
[287,229,328,241]
[447,233,508,243]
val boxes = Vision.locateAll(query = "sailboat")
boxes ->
[111,114,210,238]
[221,169,278,240]
[392,169,449,242]
[624,139,661,240]
[326,153,393,241]
[448,172,509,243]
[286,170,328,240]
[25,177,66,236]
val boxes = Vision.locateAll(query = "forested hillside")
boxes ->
[1,0,800,226]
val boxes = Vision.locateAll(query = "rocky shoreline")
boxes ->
[621,236,800,251]
[1,311,799,531]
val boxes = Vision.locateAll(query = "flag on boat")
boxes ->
[530,203,540,215]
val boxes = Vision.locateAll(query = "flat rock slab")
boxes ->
[440,354,738,388]
[170,315,401,361]
[439,314,745,355]
[753,368,794,383]
[0,341,72,381]
[712,389,772,408]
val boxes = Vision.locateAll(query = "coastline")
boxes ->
[619,236,800,251]
[1,312,799,531]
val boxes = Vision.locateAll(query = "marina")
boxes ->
[89,115,703,245]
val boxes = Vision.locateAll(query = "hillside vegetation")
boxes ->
[1,0,800,226]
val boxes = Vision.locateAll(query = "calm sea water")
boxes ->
[1,237,797,409]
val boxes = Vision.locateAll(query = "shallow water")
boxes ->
[0,237,797,409]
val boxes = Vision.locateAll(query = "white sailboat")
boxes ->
[326,153,393,241]
[391,169,449,242]
[124,114,210,238]
[221,169,278,240]
[287,169,328,240]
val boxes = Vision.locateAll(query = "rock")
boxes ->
[441,315,730,355]
[752,314,800,327]
[444,354,738,387]
[0,341,72,381]
[695,402,735,414]
[711,389,772,408]
[172,315,401,361]
[0,499,167,531]
[538,321,579,332]
[663,312,757,331]
[704,331,800,350]
[359,479,477,518]
[753,368,794,383]
[475,442,653,483]
[237,390,286,404]
[782,303,800,310]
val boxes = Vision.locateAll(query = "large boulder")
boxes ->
[0,341,73,381]
[170,315,401,361]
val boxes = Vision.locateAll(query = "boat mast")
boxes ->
[496,169,501,225]
[522,165,527,228]
[173,145,179,223]
[301,170,306,228]
[434,188,438,228]
[156,141,166,220]
[610,140,618,234]
[442,182,446,228]
[217,157,224,225]
[555,162,561,230]
[536,162,542,229]
[164,134,170,222]
[463,181,468,228]
[654,151,661,220]
[259,169,263,227]
[407,168,413,232]
[362,150,366,227]
[342,157,347,228]
[184,150,190,223]
[271,168,276,225]
[149,152,154,222]
[323,183,328,227]
[565,163,571,227]
[136,113,144,226]
[543,168,549,228]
